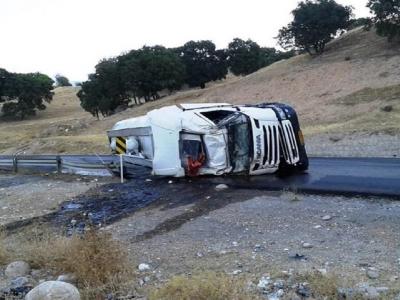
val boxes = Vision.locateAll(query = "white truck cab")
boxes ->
[107,102,308,177]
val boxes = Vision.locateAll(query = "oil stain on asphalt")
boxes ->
[2,171,262,240]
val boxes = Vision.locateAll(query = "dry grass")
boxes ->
[303,84,400,135]
[296,272,340,299]
[0,230,10,265]
[1,227,138,298]
[27,134,109,154]
[291,271,400,300]
[80,273,137,300]
[149,272,259,300]
[335,84,400,106]
[19,229,132,288]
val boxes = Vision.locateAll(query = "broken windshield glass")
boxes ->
[218,113,251,173]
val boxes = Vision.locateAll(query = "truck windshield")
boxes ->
[218,113,251,173]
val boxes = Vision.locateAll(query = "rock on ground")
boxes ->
[57,274,77,284]
[322,215,332,221]
[25,281,80,300]
[138,263,151,271]
[367,269,380,279]
[0,276,34,298]
[5,261,31,279]
[215,184,228,190]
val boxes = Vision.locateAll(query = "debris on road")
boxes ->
[215,184,229,190]
[138,263,151,272]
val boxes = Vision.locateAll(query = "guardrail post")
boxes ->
[56,155,62,174]
[12,155,18,173]
[120,154,124,184]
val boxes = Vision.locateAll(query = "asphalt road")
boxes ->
[210,157,400,199]
[0,155,399,198]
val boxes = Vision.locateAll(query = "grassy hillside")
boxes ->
[0,27,399,154]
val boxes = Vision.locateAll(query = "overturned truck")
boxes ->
[107,103,308,177]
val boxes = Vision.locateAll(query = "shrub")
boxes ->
[298,272,339,298]
[149,272,257,300]
[55,74,72,87]
[22,230,131,287]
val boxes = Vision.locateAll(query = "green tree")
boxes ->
[78,58,127,118]
[78,46,185,117]
[227,39,295,76]
[367,0,400,41]
[0,69,54,120]
[260,47,295,67]
[0,68,7,96]
[176,41,228,88]
[277,0,352,55]
[77,75,101,119]
[227,38,264,76]
[55,74,72,87]
[118,46,185,102]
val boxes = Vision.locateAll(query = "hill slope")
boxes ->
[0,27,399,155]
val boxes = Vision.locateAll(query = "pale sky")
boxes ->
[0,0,370,82]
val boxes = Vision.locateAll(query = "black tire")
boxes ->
[296,158,309,172]
[277,158,308,177]
[296,145,309,172]
[277,161,297,177]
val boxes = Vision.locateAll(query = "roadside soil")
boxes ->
[1,173,399,294]
[0,173,115,226]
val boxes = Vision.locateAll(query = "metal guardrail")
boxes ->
[0,154,117,176]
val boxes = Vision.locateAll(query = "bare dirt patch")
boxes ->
[0,174,114,226]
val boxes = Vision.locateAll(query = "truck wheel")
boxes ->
[277,162,296,177]
[296,156,309,172]
[277,160,308,177]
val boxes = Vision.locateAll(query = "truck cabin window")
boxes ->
[180,134,205,176]
[201,110,235,124]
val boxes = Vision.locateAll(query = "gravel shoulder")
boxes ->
[1,171,399,297]
[109,190,400,287]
